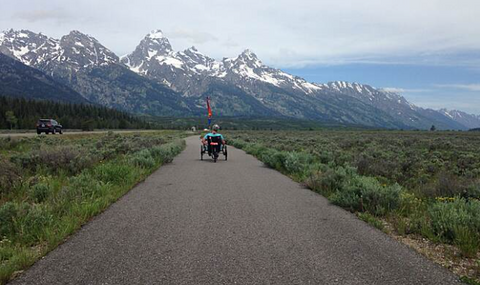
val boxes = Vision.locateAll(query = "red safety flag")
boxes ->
[207,96,212,118]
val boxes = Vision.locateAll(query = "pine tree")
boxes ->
[5,111,18,130]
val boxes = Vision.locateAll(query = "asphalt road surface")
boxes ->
[10,136,461,284]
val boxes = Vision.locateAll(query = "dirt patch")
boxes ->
[382,219,480,282]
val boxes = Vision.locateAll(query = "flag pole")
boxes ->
[207,96,212,129]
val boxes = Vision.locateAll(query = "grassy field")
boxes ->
[0,131,186,284]
[146,116,374,130]
[225,130,480,283]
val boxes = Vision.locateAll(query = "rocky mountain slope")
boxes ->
[121,30,477,129]
[439,109,480,129]
[0,29,195,116]
[0,53,88,103]
[1,28,478,129]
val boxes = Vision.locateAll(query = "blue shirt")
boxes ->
[204,133,224,141]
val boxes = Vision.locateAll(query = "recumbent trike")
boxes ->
[200,135,227,162]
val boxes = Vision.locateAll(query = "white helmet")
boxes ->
[212,124,220,131]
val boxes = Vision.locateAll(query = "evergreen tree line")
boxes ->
[0,96,151,130]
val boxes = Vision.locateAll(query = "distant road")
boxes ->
[0,130,163,138]
[10,136,460,284]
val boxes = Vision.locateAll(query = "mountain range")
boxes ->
[1,28,479,130]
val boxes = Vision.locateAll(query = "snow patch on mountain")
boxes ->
[0,29,118,71]
[147,29,164,39]
[439,109,480,129]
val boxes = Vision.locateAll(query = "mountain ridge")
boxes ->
[1,28,478,130]
[0,29,197,116]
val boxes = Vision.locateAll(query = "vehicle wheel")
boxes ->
[46,131,49,135]
[37,130,41,135]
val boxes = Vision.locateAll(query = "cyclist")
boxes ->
[202,124,225,152]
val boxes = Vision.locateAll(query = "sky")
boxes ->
[1,0,479,114]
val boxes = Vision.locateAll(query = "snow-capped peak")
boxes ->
[222,49,263,71]
[140,30,173,55]
[0,29,118,71]
[147,29,165,39]
[59,30,119,68]
[0,29,60,66]
[63,30,101,44]
[438,109,480,128]
[0,31,5,45]
[68,30,89,37]
[238,49,261,64]
[186,46,199,53]
[241,49,256,57]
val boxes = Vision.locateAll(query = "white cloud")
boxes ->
[167,28,217,45]
[1,0,480,67]
[14,9,69,23]
[435,84,480,92]
[381,87,432,94]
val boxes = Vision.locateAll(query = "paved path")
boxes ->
[11,136,460,284]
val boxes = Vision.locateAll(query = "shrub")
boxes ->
[318,150,334,164]
[231,140,246,149]
[428,198,480,243]
[40,146,80,166]
[0,202,18,239]
[362,183,403,216]
[0,137,21,150]
[16,204,54,244]
[356,154,399,180]
[307,166,355,196]
[69,173,107,200]
[39,146,98,174]
[392,216,409,236]
[464,182,480,200]
[331,176,403,216]
[54,186,83,207]
[93,163,133,185]
[29,183,51,203]
[0,159,21,196]
[421,172,468,198]
[398,192,425,216]
[150,141,185,163]
[283,152,314,176]
[453,225,480,258]
[129,149,156,168]
[11,146,98,175]
[260,149,282,169]
[243,143,267,156]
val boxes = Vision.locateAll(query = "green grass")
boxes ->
[146,116,373,131]
[357,212,385,231]
[0,131,186,284]
[462,276,480,285]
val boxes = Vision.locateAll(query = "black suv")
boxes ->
[36,119,63,134]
